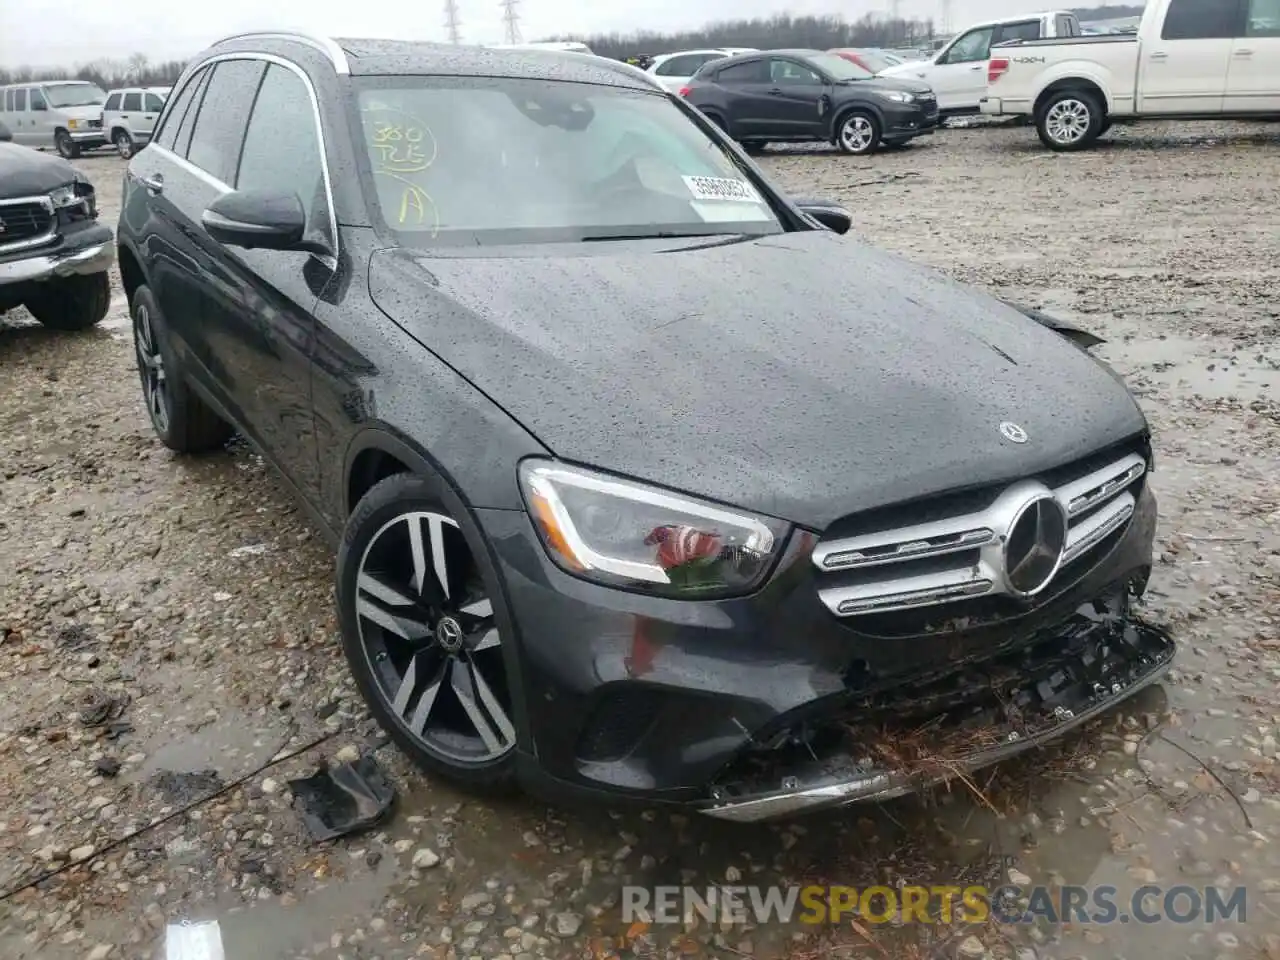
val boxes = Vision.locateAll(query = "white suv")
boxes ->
[101,87,169,158]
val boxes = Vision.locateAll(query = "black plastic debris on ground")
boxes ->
[288,754,395,842]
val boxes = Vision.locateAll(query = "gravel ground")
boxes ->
[2,120,1279,960]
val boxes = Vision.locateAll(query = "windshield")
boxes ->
[352,77,782,247]
[43,83,107,108]
[806,53,873,81]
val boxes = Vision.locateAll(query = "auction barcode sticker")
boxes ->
[682,175,762,203]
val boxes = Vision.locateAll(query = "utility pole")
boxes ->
[443,0,462,44]
[500,0,523,44]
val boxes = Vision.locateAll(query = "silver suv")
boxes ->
[101,87,169,158]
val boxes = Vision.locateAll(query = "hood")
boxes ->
[879,60,935,80]
[369,233,1145,530]
[0,143,78,197]
[842,75,933,96]
[57,104,105,121]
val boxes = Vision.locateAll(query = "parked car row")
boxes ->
[0,79,169,158]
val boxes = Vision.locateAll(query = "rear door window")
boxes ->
[715,60,769,84]
[122,92,142,112]
[1162,0,1242,38]
[995,20,1042,44]
[14,89,26,111]
[144,93,166,112]
[185,58,266,183]
[154,67,207,152]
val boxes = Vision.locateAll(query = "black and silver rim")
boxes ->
[1045,99,1091,146]
[840,115,875,154]
[355,511,516,764]
[133,302,170,434]
[116,132,132,158]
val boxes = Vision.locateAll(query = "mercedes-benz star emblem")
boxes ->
[1002,494,1068,597]
[999,421,1029,444]
[435,616,464,651]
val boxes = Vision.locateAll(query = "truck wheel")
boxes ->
[55,130,80,159]
[23,273,110,331]
[1036,90,1103,151]
[836,110,881,155]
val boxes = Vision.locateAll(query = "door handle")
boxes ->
[970,65,983,71]
[136,173,163,194]
[120,114,129,119]
[1234,49,1253,56]
[1149,52,1168,60]
[768,87,784,95]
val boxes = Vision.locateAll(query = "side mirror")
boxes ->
[793,197,852,235]
[201,189,329,255]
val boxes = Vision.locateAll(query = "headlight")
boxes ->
[67,119,80,130]
[519,460,790,598]
[879,90,915,103]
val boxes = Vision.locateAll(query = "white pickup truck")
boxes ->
[880,11,1082,115]
[981,0,1280,150]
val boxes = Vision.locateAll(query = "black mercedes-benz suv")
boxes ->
[117,33,1174,822]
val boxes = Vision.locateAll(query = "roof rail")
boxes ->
[208,31,350,74]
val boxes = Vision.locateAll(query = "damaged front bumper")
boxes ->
[0,224,114,286]
[698,601,1175,822]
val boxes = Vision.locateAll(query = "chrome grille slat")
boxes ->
[0,196,56,254]
[814,451,1146,617]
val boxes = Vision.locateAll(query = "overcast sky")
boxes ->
[1,1,1095,67]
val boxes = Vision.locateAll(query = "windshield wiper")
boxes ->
[582,232,724,242]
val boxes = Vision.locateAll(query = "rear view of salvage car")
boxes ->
[115,32,1174,821]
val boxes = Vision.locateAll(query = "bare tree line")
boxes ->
[0,54,187,89]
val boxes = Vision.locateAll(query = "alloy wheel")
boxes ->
[115,132,133,159]
[840,115,875,154]
[133,302,170,434]
[355,510,516,763]
[1045,99,1091,146]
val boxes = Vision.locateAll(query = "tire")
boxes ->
[836,110,881,155]
[337,473,519,791]
[55,130,80,159]
[114,130,134,159]
[24,273,109,331]
[740,141,769,155]
[130,285,233,453]
[1036,90,1104,152]
[1099,120,1113,135]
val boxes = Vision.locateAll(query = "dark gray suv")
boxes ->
[115,31,1174,822]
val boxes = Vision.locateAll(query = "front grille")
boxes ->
[812,447,1147,617]
[87,118,102,129]
[0,198,55,251]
